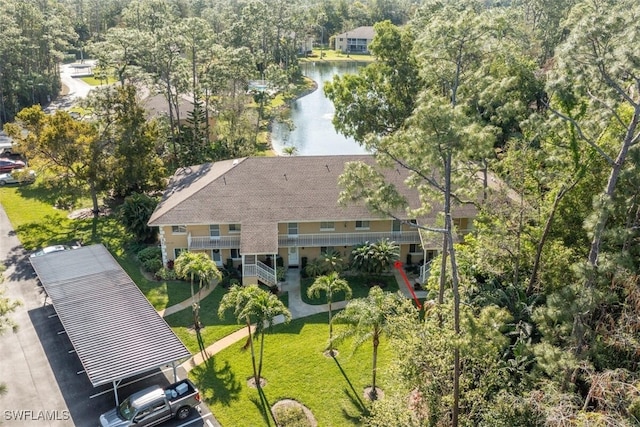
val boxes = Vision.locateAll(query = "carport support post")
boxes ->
[172,361,178,382]
[112,379,122,405]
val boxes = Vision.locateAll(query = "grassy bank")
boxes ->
[299,49,375,63]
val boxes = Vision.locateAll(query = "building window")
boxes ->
[320,246,335,254]
[392,220,401,232]
[288,222,298,235]
[409,244,423,253]
[453,218,468,231]
[172,225,186,234]
[209,224,220,237]
[174,248,187,258]
[320,221,334,231]
[229,223,241,233]
[231,248,241,259]
[355,220,370,230]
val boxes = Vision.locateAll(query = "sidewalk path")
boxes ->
[157,284,216,317]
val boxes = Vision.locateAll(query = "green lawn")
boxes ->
[165,285,243,354]
[190,313,391,427]
[0,184,190,310]
[300,49,375,63]
[118,251,192,309]
[301,273,399,305]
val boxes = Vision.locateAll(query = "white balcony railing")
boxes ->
[419,260,433,284]
[188,230,420,251]
[188,234,241,250]
[278,231,421,248]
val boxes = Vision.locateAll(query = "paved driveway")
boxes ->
[0,204,215,426]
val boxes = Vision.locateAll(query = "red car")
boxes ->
[0,158,26,173]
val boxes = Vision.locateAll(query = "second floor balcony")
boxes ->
[278,230,421,248]
[188,230,422,251]
[188,234,241,250]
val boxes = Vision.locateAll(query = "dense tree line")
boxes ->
[1,0,416,125]
[3,0,420,216]
[0,0,75,124]
[326,0,640,425]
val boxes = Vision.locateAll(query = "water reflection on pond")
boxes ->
[271,61,370,156]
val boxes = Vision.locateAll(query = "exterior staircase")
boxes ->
[256,260,277,287]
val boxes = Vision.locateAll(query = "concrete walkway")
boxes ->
[157,284,216,317]
[176,269,326,373]
[160,267,430,373]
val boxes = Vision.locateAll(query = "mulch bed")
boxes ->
[272,399,318,427]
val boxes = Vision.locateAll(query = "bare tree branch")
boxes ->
[545,102,615,165]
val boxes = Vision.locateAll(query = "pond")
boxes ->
[271,61,370,156]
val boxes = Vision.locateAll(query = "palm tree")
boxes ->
[332,286,409,400]
[351,242,374,274]
[321,249,344,273]
[282,146,297,156]
[174,251,222,329]
[219,285,291,387]
[118,193,158,242]
[371,239,400,272]
[304,258,326,278]
[249,289,292,381]
[351,239,400,278]
[307,272,352,355]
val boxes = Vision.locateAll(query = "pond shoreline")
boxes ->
[267,76,319,156]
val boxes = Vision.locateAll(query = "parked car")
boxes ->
[0,140,13,156]
[30,244,77,258]
[0,158,26,173]
[0,170,35,186]
[99,379,201,427]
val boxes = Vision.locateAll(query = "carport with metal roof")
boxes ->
[30,244,191,404]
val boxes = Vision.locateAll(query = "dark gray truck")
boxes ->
[99,379,201,427]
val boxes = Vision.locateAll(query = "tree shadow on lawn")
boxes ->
[333,356,369,420]
[193,358,242,407]
[269,312,330,336]
[14,179,76,207]
[250,385,278,426]
[16,214,80,249]
[301,274,399,305]
[16,213,125,252]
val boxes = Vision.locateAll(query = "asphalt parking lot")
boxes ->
[0,205,217,427]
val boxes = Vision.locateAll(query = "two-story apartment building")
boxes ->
[147,155,476,287]
[334,26,375,54]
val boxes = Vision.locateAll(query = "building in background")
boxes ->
[334,26,375,54]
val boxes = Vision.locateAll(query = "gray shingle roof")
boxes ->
[149,156,415,226]
[148,155,479,253]
[335,26,375,39]
[240,222,279,254]
[30,244,190,387]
